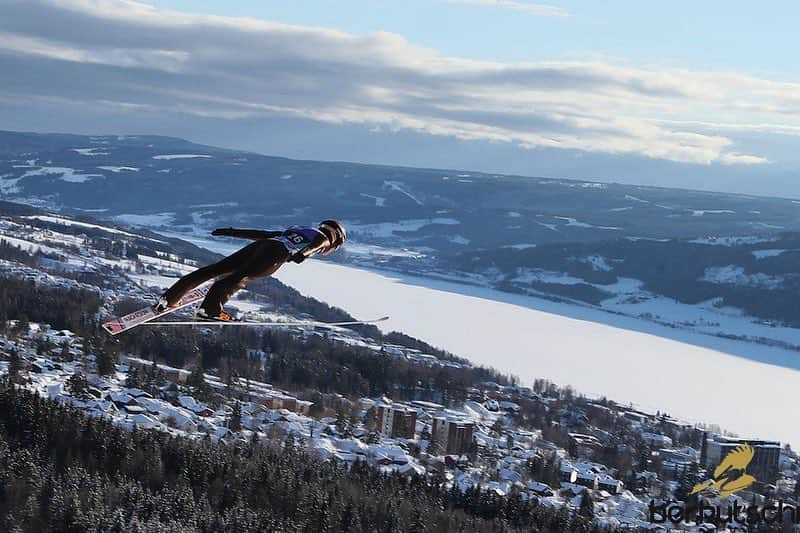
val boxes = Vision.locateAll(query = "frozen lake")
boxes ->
[166,232,800,447]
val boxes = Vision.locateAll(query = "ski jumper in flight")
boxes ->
[155,220,346,321]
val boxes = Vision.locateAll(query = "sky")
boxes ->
[1,0,800,196]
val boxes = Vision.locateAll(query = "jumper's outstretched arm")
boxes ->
[211,228,282,240]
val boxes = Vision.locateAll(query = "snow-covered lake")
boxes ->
[275,261,800,447]
[163,232,800,447]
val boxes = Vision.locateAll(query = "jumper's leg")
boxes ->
[198,241,288,315]
[160,240,265,306]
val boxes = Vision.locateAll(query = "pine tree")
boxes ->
[7,349,23,385]
[126,365,142,389]
[578,490,595,519]
[228,401,242,433]
[190,355,212,401]
[335,409,351,437]
[95,348,116,377]
[364,406,378,433]
[427,437,443,456]
[66,372,90,399]
[59,340,71,361]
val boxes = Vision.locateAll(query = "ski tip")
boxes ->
[378,316,390,321]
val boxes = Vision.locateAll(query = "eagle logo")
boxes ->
[691,444,757,498]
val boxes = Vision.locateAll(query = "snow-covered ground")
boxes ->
[114,213,176,227]
[22,215,148,239]
[21,166,104,183]
[553,216,621,230]
[345,218,460,238]
[152,154,212,160]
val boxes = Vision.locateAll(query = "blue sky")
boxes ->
[1,0,799,196]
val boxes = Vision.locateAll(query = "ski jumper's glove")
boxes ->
[289,252,307,264]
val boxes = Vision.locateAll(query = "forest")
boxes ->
[0,385,608,532]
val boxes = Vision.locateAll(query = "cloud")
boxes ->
[443,0,568,17]
[0,0,797,165]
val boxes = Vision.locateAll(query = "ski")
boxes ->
[142,316,390,328]
[102,286,209,335]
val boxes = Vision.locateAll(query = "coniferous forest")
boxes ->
[0,385,606,533]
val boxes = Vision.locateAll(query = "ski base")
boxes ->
[102,287,209,335]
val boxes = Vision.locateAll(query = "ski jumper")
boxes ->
[162,226,330,316]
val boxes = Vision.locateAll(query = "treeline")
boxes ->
[117,324,511,404]
[0,241,39,267]
[0,277,101,334]
[0,385,608,533]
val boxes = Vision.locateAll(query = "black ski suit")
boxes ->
[162,226,330,316]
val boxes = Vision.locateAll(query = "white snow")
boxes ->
[0,236,60,255]
[450,235,470,245]
[137,254,193,274]
[752,249,788,259]
[114,213,176,227]
[508,211,522,218]
[383,180,423,205]
[21,167,103,183]
[691,209,735,216]
[609,207,632,212]
[97,166,139,172]
[625,194,649,204]
[0,174,22,194]
[554,216,620,230]
[701,265,783,289]
[512,268,584,285]
[343,243,426,259]
[579,255,613,272]
[535,221,559,231]
[346,218,459,238]
[752,222,785,229]
[22,215,144,238]
[152,154,212,160]
[689,236,778,246]
[279,174,293,180]
[360,193,386,207]
[71,148,109,156]
[188,202,238,209]
[504,244,537,250]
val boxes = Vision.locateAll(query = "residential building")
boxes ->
[431,414,475,455]
[376,402,418,439]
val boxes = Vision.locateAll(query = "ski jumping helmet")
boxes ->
[319,219,346,252]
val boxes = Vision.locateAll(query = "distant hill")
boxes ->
[1,129,799,255]
[3,130,800,347]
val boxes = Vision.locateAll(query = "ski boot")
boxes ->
[196,308,236,322]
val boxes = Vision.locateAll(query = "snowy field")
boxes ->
[161,233,800,447]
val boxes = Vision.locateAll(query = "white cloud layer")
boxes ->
[1,0,799,165]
